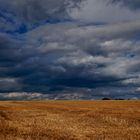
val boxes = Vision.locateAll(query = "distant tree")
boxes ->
[102,97,111,100]
[115,98,124,100]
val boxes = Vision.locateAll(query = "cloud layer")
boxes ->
[71,0,140,23]
[0,0,84,33]
[0,0,140,99]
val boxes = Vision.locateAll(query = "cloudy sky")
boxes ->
[0,0,140,99]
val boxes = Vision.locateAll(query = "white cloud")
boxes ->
[0,92,43,100]
[70,0,140,23]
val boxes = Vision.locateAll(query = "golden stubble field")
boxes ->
[0,100,140,140]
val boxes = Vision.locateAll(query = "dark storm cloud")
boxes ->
[1,21,140,95]
[15,21,140,93]
[0,0,84,32]
[0,0,140,99]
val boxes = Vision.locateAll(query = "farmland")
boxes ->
[0,100,140,140]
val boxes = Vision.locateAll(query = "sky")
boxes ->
[0,0,140,100]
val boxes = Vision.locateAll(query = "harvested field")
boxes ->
[0,100,140,140]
